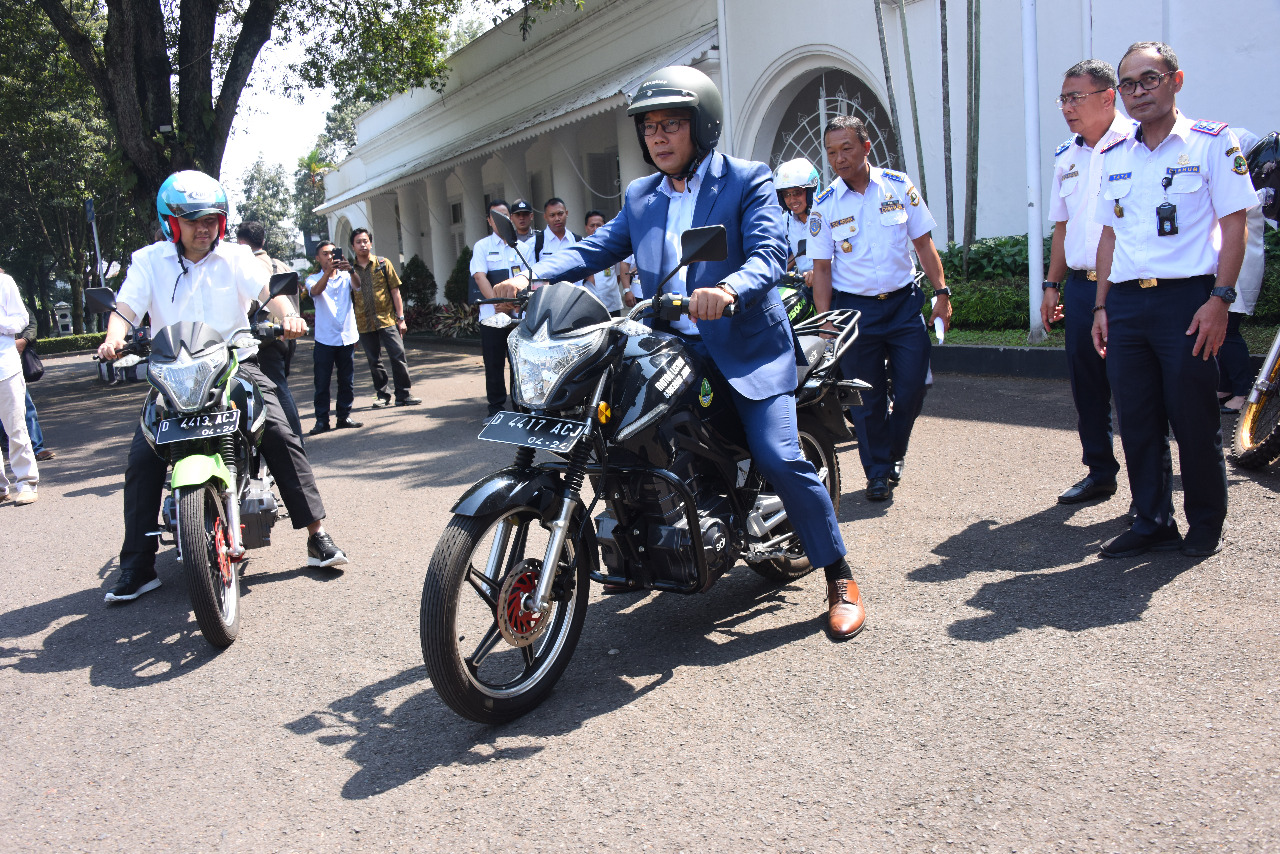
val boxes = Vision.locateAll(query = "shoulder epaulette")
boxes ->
[881,169,908,183]
[1054,139,1072,156]
[1099,136,1127,154]
[1192,120,1229,136]
[815,186,834,203]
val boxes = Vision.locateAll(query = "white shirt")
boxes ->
[1232,128,1266,315]
[307,269,358,347]
[117,241,268,342]
[655,156,714,335]
[535,227,583,288]
[624,255,642,301]
[809,166,936,295]
[583,263,624,313]
[0,272,28,381]
[785,211,814,274]
[470,233,530,321]
[1049,114,1138,271]
[1096,113,1258,281]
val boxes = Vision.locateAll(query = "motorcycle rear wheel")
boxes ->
[1234,351,1280,469]
[176,482,240,647]
[750,414,842,584]
[420,506,593,724]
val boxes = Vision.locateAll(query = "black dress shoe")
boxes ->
[889,459,904,485]
[1181,528,1223,557]
[865,477,893,502]
[308,422,331,436]
[1058,475,1118,505]
[1100,527,1182,559]
[336,418,363,429]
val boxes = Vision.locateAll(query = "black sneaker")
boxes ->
[104,567,161,603]
[336,418,363,429]
[371,394,392,409]
[395,396,422,406]
[307,531,349,568]
[308,422,332,435]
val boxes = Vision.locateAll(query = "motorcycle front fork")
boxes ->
[1247,327,1280,404]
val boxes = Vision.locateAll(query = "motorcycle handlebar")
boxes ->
[654,293,737,320]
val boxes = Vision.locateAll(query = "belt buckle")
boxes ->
[876,292,889,300]
[1086,270,1098,282]
[1139,278,1158,288]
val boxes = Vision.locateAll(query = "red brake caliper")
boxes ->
[212,518,232,586]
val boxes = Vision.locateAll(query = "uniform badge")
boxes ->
[1226,146,1241,157]
[1108,172,1132,182]
[882,169,907,183]
[840,240,853,253]
[1054,139,1072,157]
[1099,137,1127,154]
[1114,201,1125,218]
[815,186,834,204]
[1234,155,1249,175]
[880,199,905,213]
[1061,170,1079,181]
[699,378,714,408]
[1178,153,1190,166]
[908,188,920,207]
[1191,120,1228,136]
[808,213,822,236]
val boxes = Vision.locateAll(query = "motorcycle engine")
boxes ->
[239,479,279,549]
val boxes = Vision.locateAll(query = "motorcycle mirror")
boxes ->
[84,287,118,315]
[679,225,728,266]
[490,210,519,249]
[269,271,299,298]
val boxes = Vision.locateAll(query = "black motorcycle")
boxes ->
[419,224,866,723]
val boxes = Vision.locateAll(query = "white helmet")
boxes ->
[773,158,821,211]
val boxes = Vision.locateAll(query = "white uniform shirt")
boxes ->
[785,211,814,274]
[1096,113,1258,281]
[1232,128,1266,315]
[0,272,28,381]
[307,269,358,347]
[655,155,713,335]
[583,264,624,313]
[809,167,936,295]
[117,241,268,342]
[624,255,641,301]
[535,228,583,289]
[1049,114,1138,271]
[470,233,530,321]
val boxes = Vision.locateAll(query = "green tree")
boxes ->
[237,156,295,258]
[294,147,331,252]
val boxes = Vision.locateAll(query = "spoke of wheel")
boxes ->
[466,623,504,670]
[467,568,500,609]
[521,643,537,670]
[506,520,531,575]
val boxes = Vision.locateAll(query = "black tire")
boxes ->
[176,482,240,647]
[420,505,593,724]
[750,414,842,583]
[1235,353,1280,469]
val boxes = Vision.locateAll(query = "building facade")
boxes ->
[318,0,1280,298]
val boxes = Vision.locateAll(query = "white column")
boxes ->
[616,108,649,191]
[498,141,530,204]
[715,0,735,156]
[550,131,586,229]
[1021,0,1046,343]
[369,195,401,273]
[396,183,422,265]
[457,160,486,249]
[425,172,453,301]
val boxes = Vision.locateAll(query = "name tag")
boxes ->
[1109,172,1132,182]
[830,216,855,227]
[1061,170,1079,180]
[880,200,905,214]
[1166,165,1200,175]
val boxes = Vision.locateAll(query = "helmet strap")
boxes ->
[673,149,708,184]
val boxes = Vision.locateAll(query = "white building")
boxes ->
[318,0,1280,297]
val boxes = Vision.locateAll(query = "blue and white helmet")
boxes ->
[773,158,821,211]
[156,170,229,243]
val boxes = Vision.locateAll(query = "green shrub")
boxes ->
[946,277,1032,330]
[444,246,473,305]
[940,234,1054,281]
[37,333,106,354]
[400,254,438,308]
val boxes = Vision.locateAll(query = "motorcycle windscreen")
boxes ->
[518,281,611,337]
[150,321,225,361]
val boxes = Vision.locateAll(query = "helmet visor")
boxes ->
[166,201,226,220]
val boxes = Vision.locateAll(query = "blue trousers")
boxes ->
[1064,270,1119,480]
[1105,278,1227,537]
[0,389,44,454]
[683,336,846,568]
[312,341,356,424]
[833,286,931,479]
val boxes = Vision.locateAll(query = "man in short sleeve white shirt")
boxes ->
[809,114,951,501]
[307,241,362,434]
[1090,42,1258,559]
[470,201,530,416]
[581,210,625,314]
[534,198,582,289]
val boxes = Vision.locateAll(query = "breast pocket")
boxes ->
[1059,174,1080,199]
[1102,177,1134,226]
[1169,169,1209,223]
[879,206,909,227]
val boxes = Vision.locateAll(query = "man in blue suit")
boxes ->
[494,66,865,640]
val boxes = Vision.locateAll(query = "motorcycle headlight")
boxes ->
[509,323,607,409]
[148,347,229,413]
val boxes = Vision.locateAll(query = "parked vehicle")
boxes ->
[1234,327,1280,468]
[419,223,866,723]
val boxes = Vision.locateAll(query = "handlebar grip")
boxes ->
[722,301,737,317]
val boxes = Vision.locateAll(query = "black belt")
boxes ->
[1113,274,1214,289]
[837,281,915,301]
[1067,268,1098,281]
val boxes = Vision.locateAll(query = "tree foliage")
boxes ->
[237,156,295,258]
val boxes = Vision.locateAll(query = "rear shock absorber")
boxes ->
[219,434,246,560]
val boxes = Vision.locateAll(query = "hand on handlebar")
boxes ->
[493,275,530,301]
[281,315,308,339]
[97,336,128,361]
[687,286,735,321]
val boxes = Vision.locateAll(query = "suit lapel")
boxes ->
[692,151,727,227]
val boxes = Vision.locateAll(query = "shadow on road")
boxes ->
[284,568,819,799]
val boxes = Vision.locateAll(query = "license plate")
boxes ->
[155,410,240,445]
[478,411,587,452]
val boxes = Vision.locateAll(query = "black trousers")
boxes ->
[257,343,305,442]
[481,324,515,415]
[1217,312,1252,398]
[119,361,326,572]
[359,326,412,400]
[313,341,356,424]
[1064,270,1120,480]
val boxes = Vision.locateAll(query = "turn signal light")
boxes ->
[596,401,611,424]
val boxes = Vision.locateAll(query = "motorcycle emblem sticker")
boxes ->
[699,378,714,407]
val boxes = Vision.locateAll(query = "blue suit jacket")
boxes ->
[531,151,795,400]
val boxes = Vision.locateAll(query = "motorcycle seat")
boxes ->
[795,333,828,387]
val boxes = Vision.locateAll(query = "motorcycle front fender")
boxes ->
[171,453,234,492]
[451,466,561,518]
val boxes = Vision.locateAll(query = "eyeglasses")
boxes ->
[640,118,690,137]
[1055,89,1110,109]
[1117,70,1175,96]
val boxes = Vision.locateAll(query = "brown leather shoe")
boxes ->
[826,579,866,640]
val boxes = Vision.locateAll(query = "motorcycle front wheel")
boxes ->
[176,482,240,647]
[1234,350,1280,469]
[420,505,593,724]
[750,413,842,584]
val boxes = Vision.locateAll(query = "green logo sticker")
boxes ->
[699,378,713,407]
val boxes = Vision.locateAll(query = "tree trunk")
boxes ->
[939,0,956,242]
[963,0,981,262]
[873,0,907,171]
[898,0,929,201]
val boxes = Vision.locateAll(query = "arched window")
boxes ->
[770,69,900,188]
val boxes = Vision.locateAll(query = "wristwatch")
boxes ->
[396,314,406,322]
[716,282,738,302]
[1210,286,1238,304]
[933,286,952,297]
[1042,280,1060,291]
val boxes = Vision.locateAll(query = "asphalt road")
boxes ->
[1,340,1277,853]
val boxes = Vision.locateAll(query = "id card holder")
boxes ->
[797,238,807,257]
[1156,202,1178,237]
